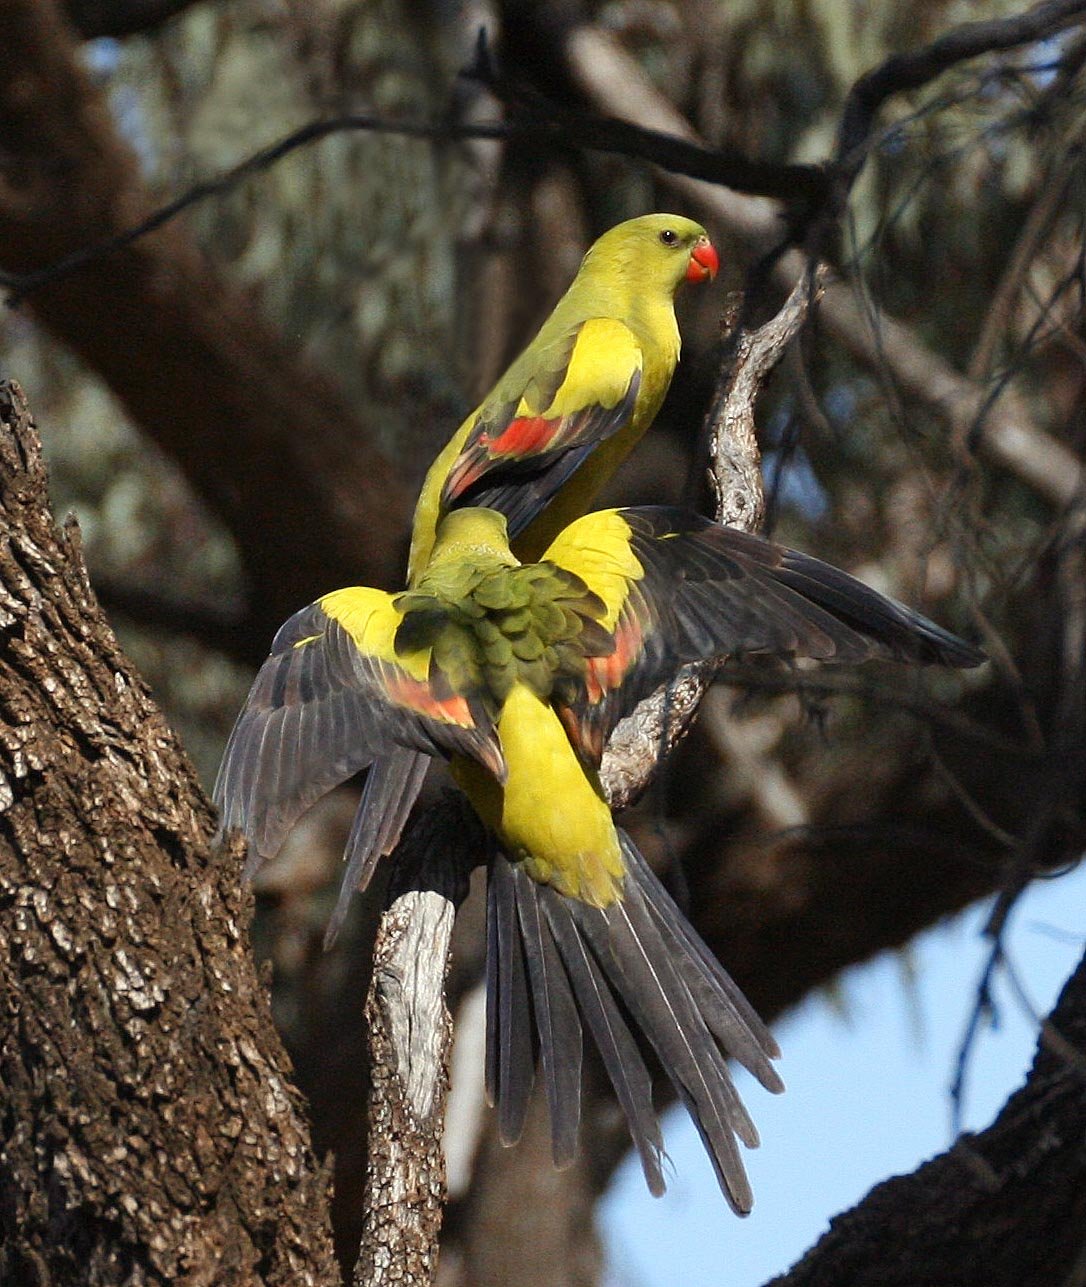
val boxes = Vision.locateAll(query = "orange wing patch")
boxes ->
[385,673,474,728]
[584,614,644,704]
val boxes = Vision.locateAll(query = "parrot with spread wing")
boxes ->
[348,213,719,901]
[215,504,984,1210]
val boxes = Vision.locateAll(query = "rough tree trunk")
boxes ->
[770,945,1086,1287]
[0,381,339,1284]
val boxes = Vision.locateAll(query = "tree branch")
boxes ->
[19,1,1086,308]
[559,22,1085,509]
[835,0,1086,174]
[767,945,1086,1287]
[0,380,339,1282]
[11,0,1082,524]
[600,269,819,811]
[62,0,199,38]
[0,0,411,648]
[355,795,479,1287]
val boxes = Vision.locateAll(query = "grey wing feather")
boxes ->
[557,506,985,761]
[323,747,432,946]
[214,601,500,880]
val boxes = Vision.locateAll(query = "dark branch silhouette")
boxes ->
[8,0,1086,304]
[836,0,1086,172]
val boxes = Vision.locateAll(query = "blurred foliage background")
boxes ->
[2,0,1084,1281]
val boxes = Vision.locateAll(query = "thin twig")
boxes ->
[601,270,815,811]
[562,24,1086,510]
[835,0,1086,175]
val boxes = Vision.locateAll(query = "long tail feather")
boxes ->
[576,884,754,1212]
[513,869,583,1168]
[485,833,781,1212]
[489,859,537,1145]
[621,837,783,1088]
[542,892,667,1195]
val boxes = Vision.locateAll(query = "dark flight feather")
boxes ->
[323,747,432,945]
[490,857,537,1147]
[214,599,501,881]
[556,506,985,764]
[514,872,584,1168]
[486,830,782,1213]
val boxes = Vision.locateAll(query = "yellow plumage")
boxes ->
[407,214,716,580]
[451,686,622,906]
[216,500,982,1210]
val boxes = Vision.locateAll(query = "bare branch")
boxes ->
[601,271,818,810]
[355,797,482,1286]
[835,0,1086,174]
[7,2,1079,559]
[62,0,198,38]
[92,576,250,660]
[22,1,1086,307]
[562,24,1085,510]
[767,946,1086,1287]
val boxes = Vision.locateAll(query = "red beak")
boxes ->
[686,237,719,283]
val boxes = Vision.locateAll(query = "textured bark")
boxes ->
[0,381,339,1283]
[769,947,1086,1287]
[0,0,410,649]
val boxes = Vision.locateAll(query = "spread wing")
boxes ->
[440,317,643,538]
[543,506,985,764]
[214,587,504,877]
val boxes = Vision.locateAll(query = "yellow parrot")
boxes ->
[408,213,719,578]
[355,213,720,901]
[215,505,983,1210]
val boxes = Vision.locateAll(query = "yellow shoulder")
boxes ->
[318,587,428,680]
[542,318,643,420]
[541,509,644,630]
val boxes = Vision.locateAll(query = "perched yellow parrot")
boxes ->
[408,213,719,578]
[353,214,720,902]
[215,505,983,1209]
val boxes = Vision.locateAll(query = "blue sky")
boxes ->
[602,861,1086,1286]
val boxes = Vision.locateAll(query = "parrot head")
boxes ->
[580,213,718,294]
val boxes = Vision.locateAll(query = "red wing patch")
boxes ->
[584,614,644,704]
[444,416,561,500]
[385,673,474,727]
[490,415,558,455]
[443,447,489,499]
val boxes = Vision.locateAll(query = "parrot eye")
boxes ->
[658,228,679,246]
